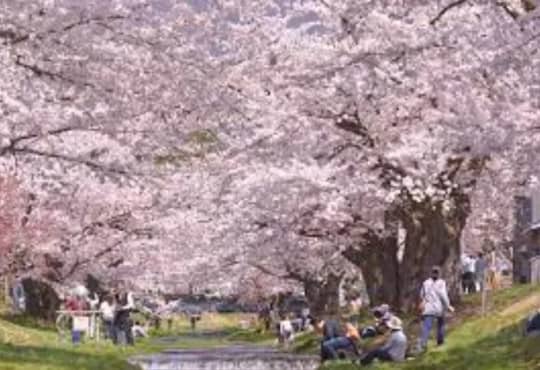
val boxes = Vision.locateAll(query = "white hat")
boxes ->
[386,316,403,331]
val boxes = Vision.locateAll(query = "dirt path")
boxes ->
[501,292,540,317]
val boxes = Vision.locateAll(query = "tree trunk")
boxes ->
[343,230,400,308]
[303,272,343,317]
[343,195,469,312]
[3,275,10,305]
[22,278,61,322]
[398,201,466,310]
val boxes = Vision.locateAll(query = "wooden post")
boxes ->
[481,277,488,316]
[3,275,11,307]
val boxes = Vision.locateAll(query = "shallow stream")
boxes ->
[129,346,320,370]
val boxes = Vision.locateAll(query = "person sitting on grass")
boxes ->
[321,322,361,362]
[372,304,393,329]
[360,316,408,366]
[132,321,148,338]
[360,304,393,340]
[316,316,343,361]
[525,310,540,337]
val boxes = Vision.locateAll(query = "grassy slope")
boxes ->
[322,285,540,370]
[2,286,539,370]
[0,310,270,370]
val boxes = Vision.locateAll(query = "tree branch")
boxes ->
[9,147,134,177]
[430,0,468,26]
[14,56,96,88]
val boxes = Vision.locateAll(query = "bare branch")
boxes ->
[10,147,135,177]
[430,0,468,26]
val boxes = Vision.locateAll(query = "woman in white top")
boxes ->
[418,266,454,351]
[279,315,294,349]
[100,295,116,340]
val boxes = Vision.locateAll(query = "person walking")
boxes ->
[417,266,454,352]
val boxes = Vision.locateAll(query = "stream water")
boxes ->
[129,346,320,370]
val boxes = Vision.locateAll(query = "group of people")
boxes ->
[63,285,146,345]
[314,265,454,366]
[461,252,488,294]
[316,304,408,366]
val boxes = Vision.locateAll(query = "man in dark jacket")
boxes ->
[316,317,343,361]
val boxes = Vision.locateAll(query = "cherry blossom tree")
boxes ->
[222,0,540,308]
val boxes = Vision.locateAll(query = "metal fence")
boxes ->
[56,310,102,341]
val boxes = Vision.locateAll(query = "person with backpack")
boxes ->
[417,266,454,352]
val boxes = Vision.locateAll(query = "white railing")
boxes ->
[56,310,102,341]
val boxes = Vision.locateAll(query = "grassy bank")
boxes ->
[2,286,539,370]
[321,285,540,370]
[0,309,269,370]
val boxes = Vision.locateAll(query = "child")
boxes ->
[279,314,294,349]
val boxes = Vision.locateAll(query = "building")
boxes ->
[513,192,540,283]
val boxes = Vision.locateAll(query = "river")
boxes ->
[129,345,320,370]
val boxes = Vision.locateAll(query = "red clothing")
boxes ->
[65,297,87,311]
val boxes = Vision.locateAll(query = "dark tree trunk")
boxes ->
[397,197,468,309]
[343,194,469,312]
[343,226,400,308]
[22,278,60,322]
[303,272,343,318]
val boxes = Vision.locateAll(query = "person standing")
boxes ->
[417,266,454,352]
[461,254,474,294]
[279,314,294,349]
[475,253,488,292]
[87,292,99,339]
[100,295,116,341]
[114,289,135,345]
[66,290,88,345]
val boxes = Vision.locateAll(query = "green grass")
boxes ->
[321,285,540,370]
[0,309,266,370]
[3,286,540,370]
